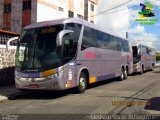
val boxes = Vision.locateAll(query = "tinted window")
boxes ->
[65,23,82,41]
[16,25,64,70]
[95,30,119,51]
[142,46,147,55]
[96,30,106,49]
[146,47,154,55]
[148,48,155,55]
[81,26,96,50]
[132,46,140,64]
[120,39,130,52]
[62,33,76,64]
[63,23,82,63]
[111,36,119,51]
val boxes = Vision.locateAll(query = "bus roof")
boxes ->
[24,18,128,41]
[132,41,154,49]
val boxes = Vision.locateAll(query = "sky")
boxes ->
[96,0,160,51]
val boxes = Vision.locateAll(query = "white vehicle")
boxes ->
[156,61,160,67]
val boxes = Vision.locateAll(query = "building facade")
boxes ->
[0,0,98,33]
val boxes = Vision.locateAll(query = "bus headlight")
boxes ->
[15,75,48,82]
[15,75,20,80]
[15,74,57,82]
[34,77,48,82]
[15,75,32,82]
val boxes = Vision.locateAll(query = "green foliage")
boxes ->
[156,54,160,61]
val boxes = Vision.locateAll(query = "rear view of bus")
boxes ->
[132,42,156,74]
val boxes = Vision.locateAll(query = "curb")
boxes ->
[153,68,160,73]
[0,96,8,101]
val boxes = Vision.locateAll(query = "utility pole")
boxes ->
[126,32,128,39]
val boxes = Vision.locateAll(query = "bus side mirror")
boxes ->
[56,30,73,46]
[6,37,19,52]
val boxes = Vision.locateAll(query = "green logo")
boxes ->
[135,2,158,25]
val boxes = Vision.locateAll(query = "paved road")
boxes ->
[0,68,160,119]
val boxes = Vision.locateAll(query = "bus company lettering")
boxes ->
[85,51,95,59]
[127,55,132,61]
[41,28,56,34]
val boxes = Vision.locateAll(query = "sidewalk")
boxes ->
[0,86,18,101]
[153,67,160,73]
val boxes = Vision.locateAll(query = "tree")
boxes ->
[156,52,160,61]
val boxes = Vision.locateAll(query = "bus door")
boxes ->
[62,32,78,88]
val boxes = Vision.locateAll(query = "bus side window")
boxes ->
[62,33,75,63]
[81,26,96,50]
[142,47,147,55]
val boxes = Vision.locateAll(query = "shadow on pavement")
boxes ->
[8,78,117,101]
[8,89,77,100]
[153,117,160,120]
[144,97,160,111]
[153,67,160,73]
[0,67,15,87]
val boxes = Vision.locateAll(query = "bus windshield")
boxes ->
[16,24,64,71]
[132,46,140,64]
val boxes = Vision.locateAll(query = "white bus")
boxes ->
[7,18,133,93]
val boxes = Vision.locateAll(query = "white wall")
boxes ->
[74,0,84,17]
[37,2,68,22]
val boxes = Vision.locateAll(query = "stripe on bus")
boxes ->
[97,74,115,81]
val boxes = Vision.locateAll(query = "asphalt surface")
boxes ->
[0,68,160,120]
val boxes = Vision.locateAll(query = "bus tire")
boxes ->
[119,67,125,81]
[124,69,128,80]
[151,64,154,71]
[140,65,144,74]
[76,72,87,93]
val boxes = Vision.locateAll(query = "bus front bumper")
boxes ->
[15,75,65,90]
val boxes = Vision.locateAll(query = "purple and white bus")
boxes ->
[132,41,156,74]
[7,18,133,93]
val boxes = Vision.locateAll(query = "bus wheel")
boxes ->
[119,68,125,81]
[151,64,154,71]
[140,65,144,74]
[124,69,128,79]
[77,72,87,93]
